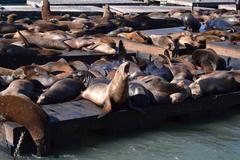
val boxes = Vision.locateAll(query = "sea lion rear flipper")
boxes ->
[97,98,112,119]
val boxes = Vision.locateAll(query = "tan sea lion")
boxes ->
[0,79,35,100]
[81,62,130,116]
[117,31,148,43]
[0,95,49,156]
[149,35,175,50]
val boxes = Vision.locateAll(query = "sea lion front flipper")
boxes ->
[97,98,112,119]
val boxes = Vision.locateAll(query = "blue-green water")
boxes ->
[2,109,240,160]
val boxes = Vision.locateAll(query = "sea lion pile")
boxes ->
[0,0,240,156]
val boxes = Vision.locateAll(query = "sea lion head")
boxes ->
[117,61,130,80]
[12,68,26,79]
[189,82,202,99]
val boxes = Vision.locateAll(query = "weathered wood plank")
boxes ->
[155,0,235,7]
[110,5,213,14]
[207,41,240,59]
[0,5,103,14]
[218,4,236,10]
[27,0,144,6]
[141,27,185,36]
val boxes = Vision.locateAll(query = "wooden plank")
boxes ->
[218,4,236,10]
[207,41,240,59]
[159,0,235,7]
[141,27,185,36]
[110,5,213,14]
[1,91,240,155]
[27,0,144,6]
[0,5,103,14]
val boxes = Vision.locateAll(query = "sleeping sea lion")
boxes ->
[0,95,49,156]
[192,48,226,73]
[0,79,35,100]
[81,62,130,116]
[190,70,240,98]
[37,78,85,104]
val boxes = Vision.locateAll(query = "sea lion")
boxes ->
[69,60,89,71]
[0,95,49,156]
[181,13,201,32]
[190,70,240,98]
[194,34,225,45]
[72,70,96,87]
[0,22,26,34]
[128,82,151,107]
[81,62,130,115]
[37,78,85,104]
[26,73,57,88]
[228,32,240,44]
[169,80,191,104]
[138,75,184,104]
[149,35,175,51]
[40,59,74,79]
[0,79,35,100]
[192,48,226,73]
[206,18,236,32]
[117,31,149,43]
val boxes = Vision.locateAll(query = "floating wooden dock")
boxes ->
[154,0,235,8]
[27,0,144,7]
[218,4,236,10]
[207,41,240,59]
[1,91,240,155]
[0,5,103,16]
[110,5,213,14]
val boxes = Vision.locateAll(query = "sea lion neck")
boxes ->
[41,0,51,20]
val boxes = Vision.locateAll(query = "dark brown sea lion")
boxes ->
[138,75,184,104]
[37,78,85,104]
[228,32,240,44]
[81,62,130,115]
[190,70,240,99]
[0,22,26,34]
[0,79,35,100]
[181,13,201,32]
[72,70,96,87]
[0,95,49,156]
[192,48,226,73]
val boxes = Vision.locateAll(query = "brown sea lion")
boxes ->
[0,79,35,100]
[138,75,184,104]
[117,31,149,43]
[69,60,89,71]
[149,35,175,50]
[194,35,225,44]
[192,48,226,73]
[26,73,57,88]
[37,78,85,104]
[0,95,49,156]
[81,62,130,116]
[190,70,240,99]
[31,20,69,32]
[228,32,240,44]
[40,59,74,79]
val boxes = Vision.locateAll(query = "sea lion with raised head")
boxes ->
[0,95,49,156]
[181,12,201,32]
[81,62,130,116]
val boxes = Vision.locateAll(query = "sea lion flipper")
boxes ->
[97,98,112,119]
